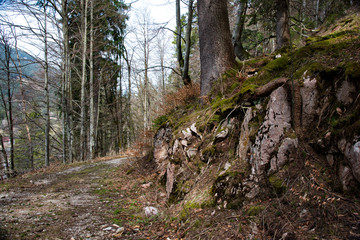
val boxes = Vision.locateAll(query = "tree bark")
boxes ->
[176,0,184,76]
[89,0,95,160]
[232,0,250,60]
[80,0,89,161]
[0,134,8,177]
[182,0,194,85]
[275,0,291,50]
[61,0,69,164]
[197,0,236,97]
[0,36,14,172]
[44,4,50,167]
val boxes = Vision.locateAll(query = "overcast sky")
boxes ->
[126,0,176,27]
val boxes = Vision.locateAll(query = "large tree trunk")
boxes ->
[275,0,291,50]
[232,0,250,60]
[80,0,89,161]
[197,0,236,97]
[182,0,194,85]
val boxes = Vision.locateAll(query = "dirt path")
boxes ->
[0,158,128,240]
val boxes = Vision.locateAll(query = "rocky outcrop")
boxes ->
[249,86,293,178]
[153,63,360,206]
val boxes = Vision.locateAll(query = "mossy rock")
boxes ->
[263,56,290,73]
[246,205,265,216]
[345,62,360,79]
[269,175,286,195]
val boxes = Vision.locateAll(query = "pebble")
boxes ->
[144,206,159,217]
[115,227,124,234]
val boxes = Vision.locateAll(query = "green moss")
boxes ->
[202,145,216,159]
[229,82,241,92]
[153,115,170,129]
[345,62,360,79]
[269,175,286,195]
[263,56,290,72]
[246,205,265,216]
[240,84,258,94]
[293,62,328,79]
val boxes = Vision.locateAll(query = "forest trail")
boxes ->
[0,157,129,240]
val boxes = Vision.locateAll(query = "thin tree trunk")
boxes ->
[182,0,194,85]
[0,134,8,177]
[44,4,50,167]
[4,39,15,172]
[67,51,74,163]
[275,0,291,50]
[14,35,34,169]
[0,39,12,173]
[176,0,184,75]
[232,0,250,60]
[315,0,320,27]
[89,0,95,160]
[118,56,123,150]
[80,0,89,161]
[62,0,69,164]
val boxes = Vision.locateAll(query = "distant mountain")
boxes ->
[0,43,42,80]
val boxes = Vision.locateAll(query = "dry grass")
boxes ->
[159,83,200,115]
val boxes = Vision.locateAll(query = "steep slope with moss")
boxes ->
[152,12,360,239]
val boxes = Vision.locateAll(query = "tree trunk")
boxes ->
[182,0,194,85]
[275,0,291,50]
[176,0,184,76]
[232,0,250,60]
[44,4,50,167]
[89,0,95,160]
[0,35,13,173]
[80,0,89,161]
[197,0,236,97]
[61,0,69,164]
[14,35,34,169]
[0,134,8,177]
[118,56,123,150]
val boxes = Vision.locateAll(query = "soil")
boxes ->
[0,157,130,240]
[1,156,360,240]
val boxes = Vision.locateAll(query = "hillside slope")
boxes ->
[152,12,360,239]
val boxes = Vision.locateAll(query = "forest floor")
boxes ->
[0,155,245,240]
[1,155,359,240]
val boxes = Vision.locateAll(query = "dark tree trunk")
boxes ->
[198,0,236,96]
[276,0,291,50]
[176,0,184,75]
[232,0,250,60]
[182,0,194,86]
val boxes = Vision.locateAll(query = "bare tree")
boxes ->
[0,30,15,173]
[80,0,89,161]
